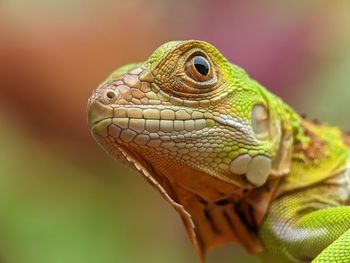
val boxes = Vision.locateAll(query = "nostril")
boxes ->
[106,91,116,99]
[103,89,119,103]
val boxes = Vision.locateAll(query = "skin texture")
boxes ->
[87,40,350,262]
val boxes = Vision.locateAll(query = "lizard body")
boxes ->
[88,40,350,262]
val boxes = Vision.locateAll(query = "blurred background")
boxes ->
[0,0,349,262]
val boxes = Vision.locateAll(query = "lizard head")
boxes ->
[88,40,295,188]
[87,40,299,258]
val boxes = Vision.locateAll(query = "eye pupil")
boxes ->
[193,56,209,76]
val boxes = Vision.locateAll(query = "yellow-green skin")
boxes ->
[88,40,350,262]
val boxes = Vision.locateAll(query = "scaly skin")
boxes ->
[87,40,350,262]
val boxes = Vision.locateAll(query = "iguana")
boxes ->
[87,40,350,262]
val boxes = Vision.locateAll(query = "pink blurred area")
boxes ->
[0,1,349,263]
[1,1,348,153]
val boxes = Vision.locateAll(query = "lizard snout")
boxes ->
[87,83,124,129]
[87,98,113,129]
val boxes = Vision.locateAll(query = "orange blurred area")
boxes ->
[0,1,350,262]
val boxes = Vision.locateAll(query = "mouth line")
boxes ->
[111,105,249,130]
[89,117,113,129]
[90,104,251,140]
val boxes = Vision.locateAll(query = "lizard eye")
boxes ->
[185,54,213,82]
